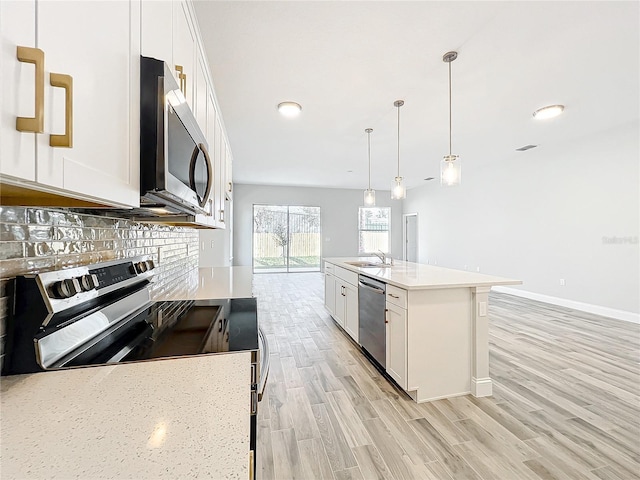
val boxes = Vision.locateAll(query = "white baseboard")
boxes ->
[491,286,640,324]
[471,377,493,397]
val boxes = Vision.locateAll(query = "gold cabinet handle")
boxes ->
[175,65,187,96]
[16,46,45,133]
[49,73,73,148]
[219,209,225,223]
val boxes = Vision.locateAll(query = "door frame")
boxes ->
[402,212,418,262]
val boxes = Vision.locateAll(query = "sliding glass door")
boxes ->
[252,205,321,273]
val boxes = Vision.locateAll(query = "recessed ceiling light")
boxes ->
[533,104,564,120]
[277,101,302,117]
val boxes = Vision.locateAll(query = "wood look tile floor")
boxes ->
[253,273,640,480]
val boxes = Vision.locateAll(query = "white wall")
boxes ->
[404,121,639,317]
[233,184,403,267]
[200,199,233,267]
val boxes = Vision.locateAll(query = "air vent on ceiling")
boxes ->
[516,144,538,151]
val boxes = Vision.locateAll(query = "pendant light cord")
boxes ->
[367,130,371,189]
[448,60,452,156]
[397,103,401,176]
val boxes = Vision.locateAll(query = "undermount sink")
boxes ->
[345,261,392,268]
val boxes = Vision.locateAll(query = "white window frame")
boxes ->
[358,207,391,255]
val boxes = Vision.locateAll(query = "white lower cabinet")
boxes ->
[343,282,359,342]
[385,301,407,389]
[324,262,358,343]
[324,272,336,316]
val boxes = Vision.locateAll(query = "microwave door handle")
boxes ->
[200,143,213,207]
[188,143,213,208]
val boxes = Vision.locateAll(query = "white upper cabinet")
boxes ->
[141,0,173,64]
[194,52,208,134]
[0,0,37,182]
[1,0,139,208]
[34,0,140,207]
[173,0,196,109]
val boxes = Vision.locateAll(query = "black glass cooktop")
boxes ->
[65,297,258,368]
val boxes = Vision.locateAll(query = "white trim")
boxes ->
[492,286,640,324]
[471,377,493,397]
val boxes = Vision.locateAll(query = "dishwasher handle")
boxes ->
[359,280,385,295]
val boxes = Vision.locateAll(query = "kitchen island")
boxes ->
[1,353,251,479]
[324,257,521,402]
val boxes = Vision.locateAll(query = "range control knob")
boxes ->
[145,259,155,270]
[79,274,99,292]
[52,278,80,299]
[134,261,148,274]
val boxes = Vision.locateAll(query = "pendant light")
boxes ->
[363,128,376,206]
[441,51,461,186]
[391,100,406,199]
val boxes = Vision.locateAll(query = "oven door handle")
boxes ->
[257,327,269,401]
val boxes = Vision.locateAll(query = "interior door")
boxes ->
[404,213,418,262]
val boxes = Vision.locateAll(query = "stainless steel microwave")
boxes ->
[139,56,212,216]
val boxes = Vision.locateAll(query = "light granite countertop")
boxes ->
[0,353,251,479]
[154,266,254,301]
[324,257,521,290]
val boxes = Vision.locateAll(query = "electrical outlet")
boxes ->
[560,279,566,286]
[201,241,205,251]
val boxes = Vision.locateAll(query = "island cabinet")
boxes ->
[1,0,140,208]
[325,262,359,343]
[323,257,521,403]
[385,285,408,389]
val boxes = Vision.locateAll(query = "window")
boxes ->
[358,207,391,254]
[253,205,321,273]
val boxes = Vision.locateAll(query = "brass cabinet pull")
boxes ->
[385,308,389,324]
[175,65,187,95]
[49,73,73,148]
[16,46,45,133]
[219,209,225,223]
[228,181,232,193]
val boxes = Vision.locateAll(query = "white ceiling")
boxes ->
[193,1,639,191]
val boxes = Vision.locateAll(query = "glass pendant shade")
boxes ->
[391,176,406,199]
[364,188,376,206]
[441,155,461,186]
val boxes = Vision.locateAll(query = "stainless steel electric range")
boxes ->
[2,256,268,474]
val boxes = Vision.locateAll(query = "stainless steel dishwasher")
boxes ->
[358,275,386,368]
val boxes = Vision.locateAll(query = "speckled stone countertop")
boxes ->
[0,353,251,479]
[324,257,521,290]
[153,266,254,301]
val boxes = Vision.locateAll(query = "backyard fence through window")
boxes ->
[253,205,321,273]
